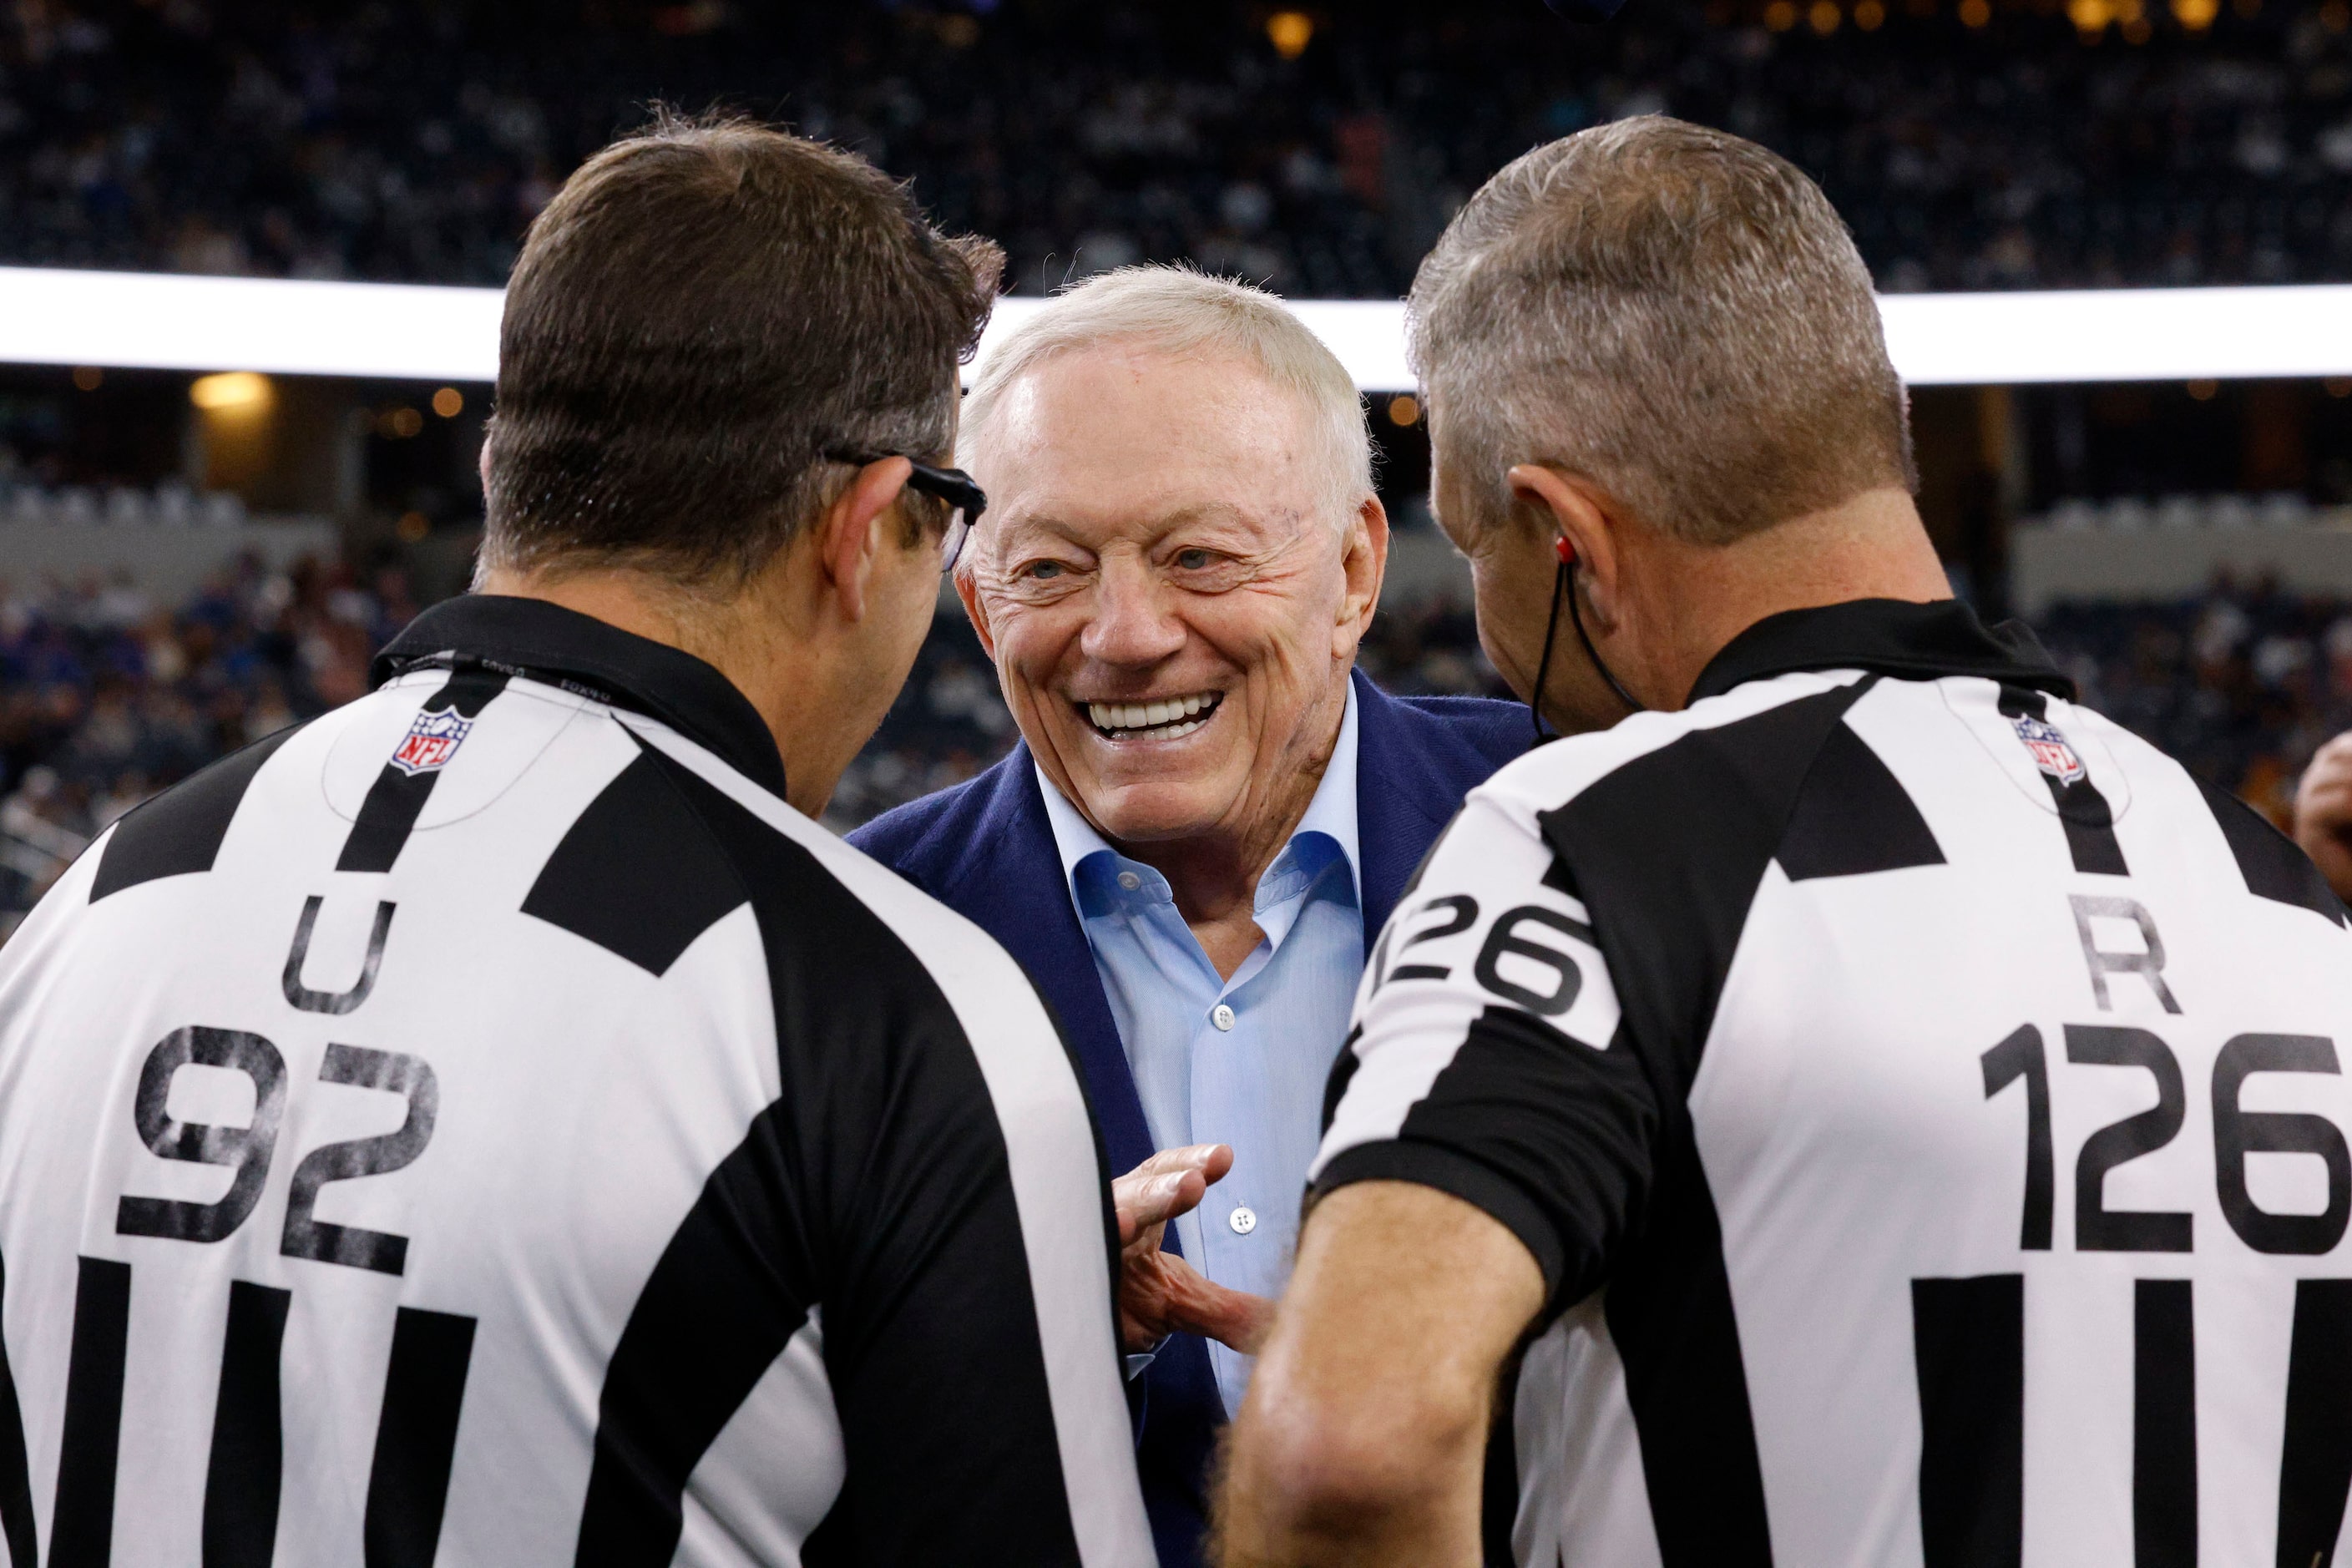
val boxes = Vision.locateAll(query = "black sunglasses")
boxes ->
[826,449,988,574]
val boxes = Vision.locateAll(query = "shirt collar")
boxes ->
[1035,679,1363,914]
[370,594,789,798]
[1686,597,2075,706]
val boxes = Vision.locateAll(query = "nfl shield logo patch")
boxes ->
[390,708,473,776]
[2011,713,2086,787]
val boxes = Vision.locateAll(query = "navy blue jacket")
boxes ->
[850,668,1525,1566]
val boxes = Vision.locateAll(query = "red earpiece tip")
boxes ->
[1555,538,1576,564]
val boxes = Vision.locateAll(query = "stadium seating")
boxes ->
[5,0,2349,295]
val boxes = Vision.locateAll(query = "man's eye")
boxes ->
[1174,549,1214,570]
[1023,560,1066,581]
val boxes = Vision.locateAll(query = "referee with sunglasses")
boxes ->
[0,116,1152,1567]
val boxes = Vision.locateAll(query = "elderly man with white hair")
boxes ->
[851,267,1523,1565]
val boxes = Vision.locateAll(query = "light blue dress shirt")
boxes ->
[1037,685,1363,1419]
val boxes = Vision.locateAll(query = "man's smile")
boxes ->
[1078,691,1224,741]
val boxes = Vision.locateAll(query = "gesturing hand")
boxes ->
[2296,731,2352,903]
[1112,1143,1277,1357]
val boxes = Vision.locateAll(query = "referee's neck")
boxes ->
[468,551,864,819]
[1626,487,1950,708]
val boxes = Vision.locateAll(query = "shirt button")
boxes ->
[1211,1003,1237,1031]
[1229,1206,1257,1235]
[1117,871,1141,891]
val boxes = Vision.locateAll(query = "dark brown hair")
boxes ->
[480,112,1003,586]
[1410,116,1914,547]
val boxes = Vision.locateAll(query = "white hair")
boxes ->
[958,265,1373,536]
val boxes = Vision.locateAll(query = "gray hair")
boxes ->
[959,265,1373,535]
[1409,115,1914,547]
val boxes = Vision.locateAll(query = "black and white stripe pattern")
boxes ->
[1315,599,2352,1567]
[0,596,1151,1567]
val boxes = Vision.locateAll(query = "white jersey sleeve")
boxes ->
[1312,788,1644,1302]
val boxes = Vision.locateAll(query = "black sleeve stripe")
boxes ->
[574,1105,820,1568]
[1313,1140,1565,1290]
[89,723,301,902]
[521,744,750,975]
[337,670,512,874]
[1778,713,1945,882]
[2196,777,2349,927]
[1327,1005,1654,1308]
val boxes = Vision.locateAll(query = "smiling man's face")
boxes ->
[959,346,1383,853]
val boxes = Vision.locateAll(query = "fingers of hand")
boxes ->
[1129,1143,1234,1182]
[1115,1144,1238,1245]
[1115,1169,1208,1242]
[2314,788,2352,830]
[2300,741,2352,815]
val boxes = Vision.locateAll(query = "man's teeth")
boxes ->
[1087,694,1216,736]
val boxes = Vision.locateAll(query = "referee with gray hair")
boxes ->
[1222,116,2352,1568]
[0,117,1152,1567]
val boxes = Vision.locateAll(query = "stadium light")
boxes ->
[3,266,2350,390]
[188,371,271,411]
[0,267,503,383]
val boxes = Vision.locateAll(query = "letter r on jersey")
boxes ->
[2069,895,2183,1015]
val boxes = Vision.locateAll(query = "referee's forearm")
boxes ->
[1211,1181,1542,1566]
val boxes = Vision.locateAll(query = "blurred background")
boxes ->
[8,0,2352,938]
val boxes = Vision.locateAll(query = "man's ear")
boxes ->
[953,563,999,660]
[1335,494,1390,652]
[1507,465,1623,630]
[812,458,914,624]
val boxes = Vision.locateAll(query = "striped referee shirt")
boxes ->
[1316,598,2352,1568]
[0,594,1152,1567]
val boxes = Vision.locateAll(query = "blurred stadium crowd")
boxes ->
[3,562,2345,937]
[0,557,411,935]
[8,0,2352,296]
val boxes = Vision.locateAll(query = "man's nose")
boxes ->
[1079,557,1186,668]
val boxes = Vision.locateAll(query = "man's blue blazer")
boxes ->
[849,667,1525,1566]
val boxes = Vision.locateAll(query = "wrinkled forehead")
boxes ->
[976,347,1327,546]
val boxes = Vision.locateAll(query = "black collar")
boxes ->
[371,594,790,798]
[1687,598,2074,706]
